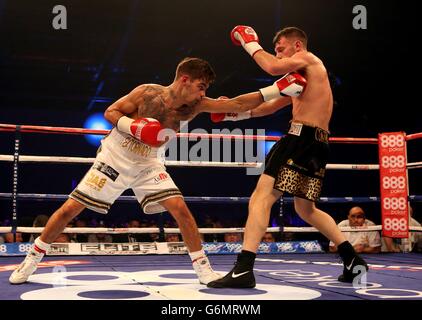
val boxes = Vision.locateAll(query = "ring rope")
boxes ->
[2,124,421,239]
[3,193,421,203]
[406,132,422,141]
[2,154,422,170]
[0,155,260,168]
[0,154,400,170]
[0,123,387,144]
[1,225,421,234]
[0,225,386,234]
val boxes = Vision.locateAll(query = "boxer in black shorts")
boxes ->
[208,26,368,288]
[265,122,329,202]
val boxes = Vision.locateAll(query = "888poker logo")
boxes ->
[0,243,32,255]
[19,243,33,253]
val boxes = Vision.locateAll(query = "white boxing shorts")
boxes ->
[69,128,182,214]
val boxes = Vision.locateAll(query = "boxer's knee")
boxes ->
[59,199,85,221]
[249,189,277,213]
[294,197,315,218]
[166,198,192,220]
[249,174,280,212]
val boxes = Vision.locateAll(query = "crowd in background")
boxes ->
[1,205,421,253]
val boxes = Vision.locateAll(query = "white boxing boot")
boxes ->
[9,237,50,284]
[190,250,222,285]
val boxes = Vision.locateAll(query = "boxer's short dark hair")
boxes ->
[273,27,308,48]
[176,57,216,83]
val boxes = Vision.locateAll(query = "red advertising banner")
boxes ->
[378,132,409,238]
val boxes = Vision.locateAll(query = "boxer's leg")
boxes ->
[9,199,85,284]
[160,197,221,284]
[294,197,368,283]
[160,197,201,252]
[208,174,281,288]
[243,174,282,252]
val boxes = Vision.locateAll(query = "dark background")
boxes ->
[0,0,420,230]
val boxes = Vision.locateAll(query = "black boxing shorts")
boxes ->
[264,122,330,202]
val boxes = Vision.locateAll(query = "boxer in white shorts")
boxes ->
[70,128,182,215]
[11,57,291,285]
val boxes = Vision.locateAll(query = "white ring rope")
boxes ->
[0,155,259,168]
[0,154,406,170]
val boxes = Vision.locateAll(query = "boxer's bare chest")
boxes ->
[134,86,196,132]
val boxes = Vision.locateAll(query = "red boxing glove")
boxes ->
[211,111,251,122]
[211,113,226,123]
[130,118,162,146]
[230,25,263,57]
[211,96,252,122]
[117,116,163,146]
[259,72,307,101]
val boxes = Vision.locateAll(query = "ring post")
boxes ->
[12,125,21,242]
[279,196,284,235]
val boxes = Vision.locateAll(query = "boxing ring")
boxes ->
[0,123,421,300]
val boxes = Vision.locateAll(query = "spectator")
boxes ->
[262,232,276,243]
[86,219,113,243]
[148,222,160,242]
[54,233,70,243]
[64,220,78,243]
[281,232,296,241]
[30,214,49,242]
[329,206,381,253]
[406,206,421,252]
[114,219,153,243]
[19,216,34,242]
[224,232,242,243]
[5,232,23,243]
[201,217,224,243]
[128,219,147,242]
[87,233,113,243]
[73,218,89,242]
[381,236,401,253]
[165,233,181,242]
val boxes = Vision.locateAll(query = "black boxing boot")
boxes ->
[207,250,256,288]
[337,241,368,283]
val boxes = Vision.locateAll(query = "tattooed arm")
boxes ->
[104,85,168,125]
[104,86,145,125]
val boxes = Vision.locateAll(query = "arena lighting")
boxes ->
[264,131,283,155]
[83,113,112,147]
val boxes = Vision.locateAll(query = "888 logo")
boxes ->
[381,156,405,169]
[382,197,407,210]
[383,218,408,231]
[382,176,406,190]
[18,244,33,253]
[380,135,405,148]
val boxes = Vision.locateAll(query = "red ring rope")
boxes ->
[1,123,420,144]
